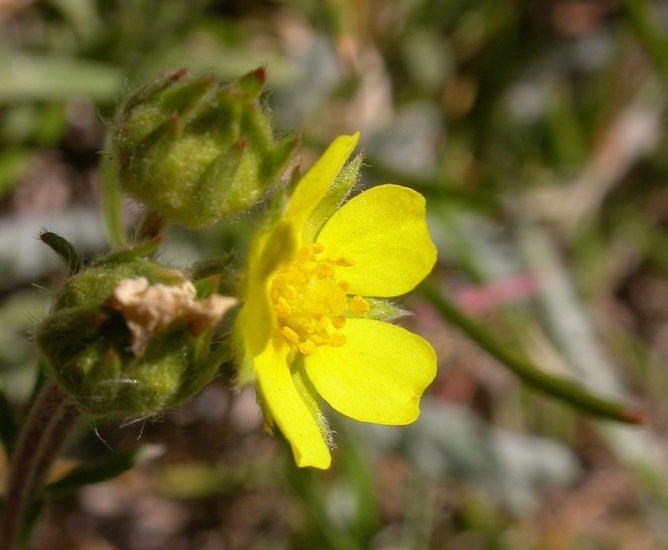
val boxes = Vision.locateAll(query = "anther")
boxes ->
[298,340,317,355]
[349,295,369,316]
[276,296,291,318]
[318,264,335,279]
[333,257,354,267]
[329,333,346,347]
[282,326,300,343]
[331,315,346,329]
[298,247,313,261]
[271,244,361,356]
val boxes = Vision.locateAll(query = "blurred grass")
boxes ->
[3,0,668,548]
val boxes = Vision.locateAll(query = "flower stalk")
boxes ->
[0,382,80,550]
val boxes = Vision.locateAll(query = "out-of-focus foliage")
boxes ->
[2,0,668,548]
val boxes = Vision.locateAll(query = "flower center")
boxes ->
[271,243,369,355]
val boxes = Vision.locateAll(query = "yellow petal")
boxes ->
[254,339,332,469]
[284,133,359,236]
[242,220,299,357]
[238,282,272,360]
[315,184,437,297]
[304,319,436,424]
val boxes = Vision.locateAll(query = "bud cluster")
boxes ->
[36,69,296,418]
[112,68,297,228]
[34,244,235,417]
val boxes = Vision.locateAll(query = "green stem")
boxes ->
[420,281,645,424]
[99,137,126,247]
[0,382,80,550]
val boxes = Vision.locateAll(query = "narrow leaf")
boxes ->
[0,52,121,102]
[44,444,163,499]
[39,231,82,275]
[421,281,646,425]
[19,498,44,548]
[95,237,162,266]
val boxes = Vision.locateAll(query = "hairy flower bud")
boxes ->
[34,245,236,417]
[110,68,297,228]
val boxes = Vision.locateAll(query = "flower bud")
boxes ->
[111,68,297,228]
[34,246,236,417]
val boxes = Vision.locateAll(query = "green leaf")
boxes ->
[420,281,646,425]
[0,52,122,102]
[44,444,163,499]
[39,231,82,275]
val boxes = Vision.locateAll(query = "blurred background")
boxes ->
[2,0,668,548]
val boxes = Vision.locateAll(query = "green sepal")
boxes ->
[157,74,215,130]
[193,276,219,299]
[188,253,236,282]
[235,67,266,98]
[303,153,363,243]
[35,306,212,417]
[169,330,219,406]
[346,298,408,322]
[193,139,249,219]
[119,69,190,117]
[96,237,162,265]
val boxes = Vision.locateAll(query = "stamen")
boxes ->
[276,296,291,318]
[271,244,366,355]
[331,315,346,329]
[333,257,354,267]
[349,295,370,316]
[329,333,346,347]
[297,247,313,261]
[299,340,317,355]
[282,326,300,343]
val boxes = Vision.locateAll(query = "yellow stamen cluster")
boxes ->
[271,244,369,355]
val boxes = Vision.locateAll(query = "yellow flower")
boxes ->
[235,132,437,469]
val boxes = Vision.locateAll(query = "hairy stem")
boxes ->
[0,382,80,550]
[135,208,166,242]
